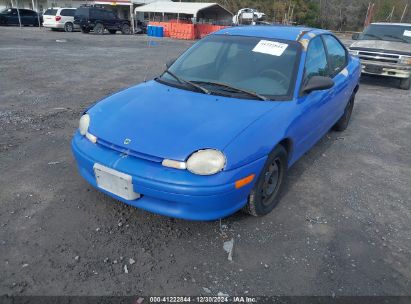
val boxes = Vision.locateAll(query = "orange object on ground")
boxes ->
[149,21,228,40]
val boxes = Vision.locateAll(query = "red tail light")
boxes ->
[55,16,61,21]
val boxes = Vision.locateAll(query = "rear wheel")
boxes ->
[81,27,90,34]
[64,22,74,32]
[121,23,131,35]
[93,23,104,34]
[243,145,288,217]
[399,77,411,90]
[333,94,355,132]
[108,29,117,34]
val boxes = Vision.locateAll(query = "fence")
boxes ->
[148,21,228,40]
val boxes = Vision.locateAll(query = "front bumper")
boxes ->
[71,132,267,221]
[361,61,411,79]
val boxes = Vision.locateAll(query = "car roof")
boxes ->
[213,25,329,41]
[371,22,411,26]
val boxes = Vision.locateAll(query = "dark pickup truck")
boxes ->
[74,6,131,35]
[349,22,411,90]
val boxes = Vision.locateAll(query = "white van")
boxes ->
[43,8,78,32]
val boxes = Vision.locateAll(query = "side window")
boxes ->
[304,36,329,83]
[323,35,347,75]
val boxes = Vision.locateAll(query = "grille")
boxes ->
[97,138,163,163]
[358,51,400,64]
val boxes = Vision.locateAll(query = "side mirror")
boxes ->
[303,76,334,94]
[166,58,176,69]
[352,33,359,40]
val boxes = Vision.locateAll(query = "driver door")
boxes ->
[292,36,334,159]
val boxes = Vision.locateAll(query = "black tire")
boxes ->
[121,23,131,35]
[93,23,104,34]
[333,94,355,132]
[243,145,288,217]
[81,28,90,34]
[64,22,74,32]
[399,77,411,90]
[108,29,117,34]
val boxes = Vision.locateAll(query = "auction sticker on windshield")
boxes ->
[252,40,288,56]
[403,30,411,37]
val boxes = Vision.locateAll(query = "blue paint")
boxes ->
[72,26,361,220]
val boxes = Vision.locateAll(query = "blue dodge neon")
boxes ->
[72,26,361,220]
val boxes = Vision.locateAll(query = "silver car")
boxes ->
[42,7,79,32]
[350,22,411,90]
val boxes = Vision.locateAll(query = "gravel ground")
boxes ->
[0,27,410,297]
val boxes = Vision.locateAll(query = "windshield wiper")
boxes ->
[162,70,210,95]
[191,81,268,101]
[382,34,409,43]
[363,33,382,40]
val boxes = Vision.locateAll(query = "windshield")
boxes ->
[360,24,411,43]
[158,35,301,100]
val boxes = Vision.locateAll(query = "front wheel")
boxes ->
[81,27,90,34]
[399,77,411,90]
[333,94,355,132]
[64,22,74,32]
[243,145,288,217]
[121,24,131,35]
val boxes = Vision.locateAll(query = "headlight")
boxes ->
[400,56,411,65]
[186,149,226,175]
[79,114,90,135]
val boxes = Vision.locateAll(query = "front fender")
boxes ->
[223,101,297,170]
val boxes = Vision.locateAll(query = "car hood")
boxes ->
[350,40,411,55]
[87,80,278,161]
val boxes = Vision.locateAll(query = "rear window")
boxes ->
[44,9,57,16]
[60,9,75,17]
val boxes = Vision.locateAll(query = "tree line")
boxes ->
[187,0,411,31]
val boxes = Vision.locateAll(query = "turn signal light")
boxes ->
[235,174,255,189]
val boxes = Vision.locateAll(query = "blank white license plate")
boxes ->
[93,163,140,201]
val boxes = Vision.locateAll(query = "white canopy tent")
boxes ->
[134,1,232,24]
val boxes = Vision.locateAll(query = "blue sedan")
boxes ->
[72,26,361,220]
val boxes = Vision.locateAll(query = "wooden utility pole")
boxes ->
[32,0,41,27]
[130,2,134,34]
[12,0,22,28]
[400,4,408,23]
[386,6,395,22]
[364,3,374,28]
